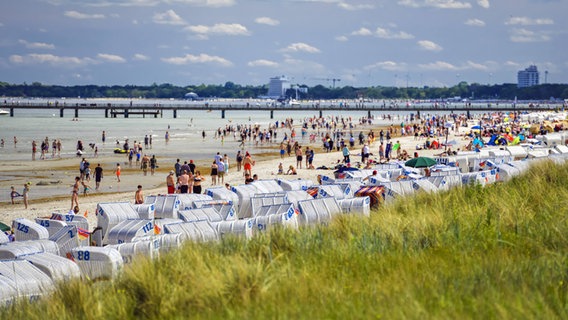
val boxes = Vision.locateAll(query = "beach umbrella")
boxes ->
[471,125,482,130]
[404,156,437,168]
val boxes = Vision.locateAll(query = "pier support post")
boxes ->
[60,108,64,118]
[105,109,108,118]
[221,109,225,119]
[10,108,14,117]
[319,110,322,118]
[125,109,129,118]
[368,110,371,119]
[173,109,177,119]
[270,110,274,119]
[74,108,79,118]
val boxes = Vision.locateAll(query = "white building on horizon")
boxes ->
[266,76,290,98]
[517,65,539,88]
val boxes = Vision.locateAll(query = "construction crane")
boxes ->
[311,78,342,88]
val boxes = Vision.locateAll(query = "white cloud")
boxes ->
[477,0,489,8]
[51,0,236,7]
[335,35,348,41]
[351,27,373,36]
[153,9,186,25]
[255,17,280,26]
[465,19,485,27]
[133,53,150,61]
[465,60,489,71]
[351,27,414,39]
[282,42,321,53]
[509,28,550,42]
[337,2,374,10]
[375,27,414,39]
[505,16,554,26]
[18,39,55,50]
[247,59,279,67]
[161,53,233,66]
[97,53,126,63]
[397,0,471,9]
[9,54,95,66]
[184,23,250,37]
[418,40,443,51]
[418,61,458,71]
[64,10,105,19]
[365,61,408,71]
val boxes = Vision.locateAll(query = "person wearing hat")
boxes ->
[166,170,176,194]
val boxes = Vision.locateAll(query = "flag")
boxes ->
[154,224,162,235]
[77,227,90,241]
[83,210,88,217]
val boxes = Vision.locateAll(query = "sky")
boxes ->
[0,0,567,88]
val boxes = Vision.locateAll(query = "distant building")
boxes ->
[266,76,290,98]
[517,65,539,88]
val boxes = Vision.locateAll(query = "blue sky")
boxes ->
[1,0,566,88]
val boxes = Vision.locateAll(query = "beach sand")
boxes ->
[0,122,471,230]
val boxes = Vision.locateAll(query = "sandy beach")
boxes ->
[0,117,478,230]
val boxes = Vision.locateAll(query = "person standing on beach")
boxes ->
[102,131,106,143]
[14,136,17,148]
[223,154,230,175]
[166,171,176,194]
[295,145,303,169]
[94,163,103,190]
[32,140,37,161]
[236,151,243,172]
[188,160,196,175]
[141,154,150,176]
[135,185,144,204]
[192,171,205,194]
[71,176,80,211]
[114,163,121,182]
[243,152,255,177]
[178,170,190,193]
[174,159,181,177]
[210,161,218,186]
[23,183,30,209]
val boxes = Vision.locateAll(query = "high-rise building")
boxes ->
[266,76,290,98]
[517,65,539,88]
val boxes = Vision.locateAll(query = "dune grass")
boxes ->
[3,160,568,319]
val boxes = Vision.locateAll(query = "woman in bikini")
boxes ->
[71,176,80,211]
[193,171,205,194]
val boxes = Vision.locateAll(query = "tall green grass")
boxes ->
[3,160,568,319]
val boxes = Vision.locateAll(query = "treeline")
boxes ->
[1,81,567,100]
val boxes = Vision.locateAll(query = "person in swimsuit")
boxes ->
[135,185,144,204]
[243,152,255,177]
[71,176,80,211]
[193,171,205,194]
[178,170,190,193]
[166,171,176,194]
[114,163,121,182]
[210,161,218,186]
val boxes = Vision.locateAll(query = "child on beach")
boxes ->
[81,180,91,196]
[114,163,121,182]
[10,186,22,205]
[277,163,284,175]
[23,183,30,209]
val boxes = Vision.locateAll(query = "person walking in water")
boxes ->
[114,163,121,182]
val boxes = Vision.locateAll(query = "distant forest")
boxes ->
[1,81,567,101]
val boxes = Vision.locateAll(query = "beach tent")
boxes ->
[554,145,568,154]
[212,219,254,239]
[176,193,213,210]
[367,175,391,185]
[20,252,81,282]
[338,197,371,217]
[153,218,183,235]
[251,194,288,217]
[145,195,181,219]
[542,133,564,147]
[253,204,299,232]
[206,187,239,206]
[354,186,384,209]
[495,164,521,181]
[506,146,528,159]
[50,213,89,231]
[334,180,363,198]
[427,174,463,191]
[297,197,342,226]
[0,260,54,304]
[12,218,49,241]
[488,149,511,158]
[318,184,349,200]
[164,221,218,242]
[0,242,44,260]
[106,219,155,245]
[106,239,160,264]
[35,218,67,237]
[71,246,123,280]
[251,179,284,193]
[132,203,155,220]
[231,184,262,219]
[508,160,532,173]
[0,275,18,307]
[96,202,140,242]
[528,149,550,158]
[192,200,237,221]
[285,190,314,207]
[153,233,185,253]
[0,232,9,245]
[277,178,314,191]
[178,207,224,223]
[49,225,80,257]
[412,179,439,193]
